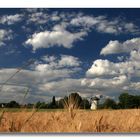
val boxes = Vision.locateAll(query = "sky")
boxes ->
[0,8,140,103]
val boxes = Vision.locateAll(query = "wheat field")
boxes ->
[0,109,140,133]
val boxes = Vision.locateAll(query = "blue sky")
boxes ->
[0,8,140,103]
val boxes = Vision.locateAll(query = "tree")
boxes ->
[7,101,20,108]
[47,96,58,109]
[35,101,47,109]
[119,93,130,109]
[57,99,65,109]
[131,95,140,108]
[35,101,42,108]
[52,96,56,106]
[119,93,140,109]
[103,98,117,109]
[67,93,82,109]
[26,103,34,108]
[80,99,90,109]
[57,93,83,109]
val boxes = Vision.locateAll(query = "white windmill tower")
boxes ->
[90,95,103,110]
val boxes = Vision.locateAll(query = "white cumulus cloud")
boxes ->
[100,37,140,55]
[0,29,13,46]
[84,37,140,96]
[59,55,81,67]
[25,25,87,51]
[0,55,82,102]
[86,59,117,77]
[0,14,23,25]
[70,15,139,34]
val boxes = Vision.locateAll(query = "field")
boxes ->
[0,109,140,133]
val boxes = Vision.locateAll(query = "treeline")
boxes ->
[0,93,90,109]
[99,93,140,109]
[0,92,140,109]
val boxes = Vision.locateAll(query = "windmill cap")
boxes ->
[91,96,100,100]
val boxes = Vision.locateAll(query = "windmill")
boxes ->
[90,94,103,110]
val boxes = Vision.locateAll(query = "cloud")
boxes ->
[100,37,140,55]
[25,10,60,25]
[86,58,139,78]
[38,77,104,99]
[27,12,49,24]
[130,82,140,90]
[51,15,60,21]
[117,56,124,61]
[84,37,140,96]
[23,8,38,13]
[81,75,140,96]
[0,55,83,102]
[26,10,74,25]
[0,14,23,25]
[70,15,101,27]
[35,55,81,72]
[86,59,117,77]
[0,29,13,46]
[124,23,139,33]
[96,20,138,34]
[80,75,131,98]
[25,25,87,51]
[1,9,140,102]
[0,55,81,86]
[24,9,140,41]
[39,78,82,96]
[81,75,129,88]
[41,55,57,63]
[58,55,81,67]
[130,50,140,61]
[23,10,140,52]
[70,15,139,34]
[25,10,139,35]
[0,68,75,102]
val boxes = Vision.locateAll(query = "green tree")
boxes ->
[80,98,90,109]
[52,96,56,106]
[132,95,140,108]
[119,93,140,109]
[7,101,20,108]
[57,99,65,109]
[103,98,117,109]
[47,96,58,109]
[26,103,34,108]
[35,101,47,109]
[67,93,82,109]
[119,93,130,109]
[35,101,42,108]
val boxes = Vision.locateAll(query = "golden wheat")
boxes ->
[0,109,140,133]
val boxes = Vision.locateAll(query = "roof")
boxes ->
[91,96,100,101]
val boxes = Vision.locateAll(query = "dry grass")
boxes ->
[0,109,140,133]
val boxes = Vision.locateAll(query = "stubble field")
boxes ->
[0,109,140,133]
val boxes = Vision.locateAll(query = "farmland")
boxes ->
[0,109,140,133]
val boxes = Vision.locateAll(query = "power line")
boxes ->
[0,59,35,92]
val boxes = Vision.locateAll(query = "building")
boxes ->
[90,96,100,110]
